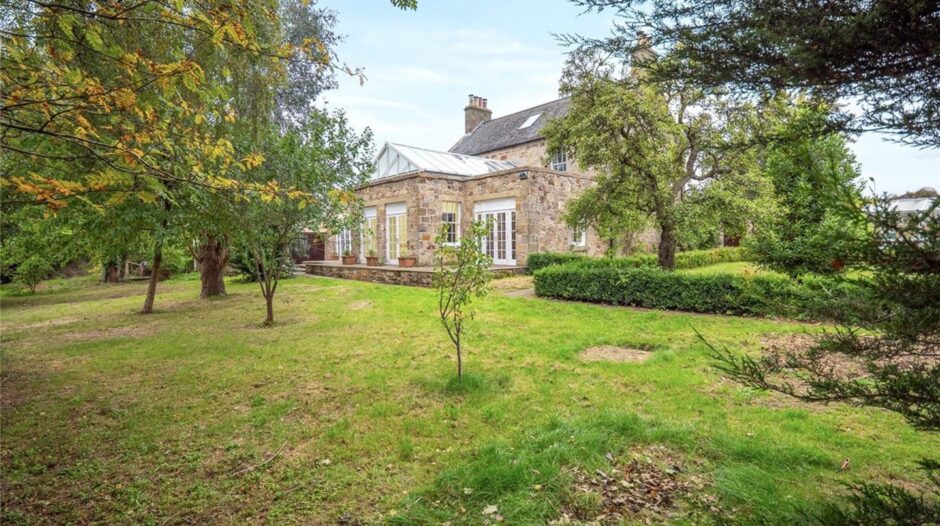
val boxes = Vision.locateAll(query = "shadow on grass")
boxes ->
[412,371,512,397]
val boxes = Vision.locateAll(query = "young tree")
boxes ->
[434,221,493,383]
[232,110,372,325]
[565,0,940,146]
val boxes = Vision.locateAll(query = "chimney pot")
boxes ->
[464,93,493,133]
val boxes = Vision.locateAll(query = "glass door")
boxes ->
[386,213,407,264]
[361,207,377,261]
[475,209,516,265]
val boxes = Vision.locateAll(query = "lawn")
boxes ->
[1,274,934,524]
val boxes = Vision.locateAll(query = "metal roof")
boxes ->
[373,142,516,179]
[891,197,938,214]
[449,97,570,156]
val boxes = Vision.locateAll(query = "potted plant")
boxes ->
[341,249,356,265]
[398,252,417,268]
[366,249,379,266]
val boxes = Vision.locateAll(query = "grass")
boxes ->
[678,261,779,276]
[1,274,935,524]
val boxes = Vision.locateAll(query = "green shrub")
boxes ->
[533,262,870,320]
[161,245,193,277]
[526,252,588,274]
[14,256,54,293]
[527,246,747,274]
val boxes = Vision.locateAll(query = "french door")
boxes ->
[474,198,516,265]
[361,207,377,261]
[385,202,407,265]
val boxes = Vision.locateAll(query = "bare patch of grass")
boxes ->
[580,345,652,363]
[492,276,535,297]
[348,300,373,310]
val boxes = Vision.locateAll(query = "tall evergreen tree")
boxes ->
[564,0,940,146]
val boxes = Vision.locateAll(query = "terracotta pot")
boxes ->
[366,256,380,267]
[399,256,417,268]
[342,255,357,265]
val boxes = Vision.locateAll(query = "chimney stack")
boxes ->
[631,31,657,78]
[464,93,492,134]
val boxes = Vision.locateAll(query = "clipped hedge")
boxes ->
[526,252,589,274]
[526,246,747,274]
[533,263,871,321]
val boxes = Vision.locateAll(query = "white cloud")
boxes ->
[440,28,528,56]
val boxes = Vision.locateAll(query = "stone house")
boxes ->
[321,95,608,267]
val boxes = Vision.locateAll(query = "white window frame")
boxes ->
[385,202,407,265]
[551,151,567,172]
[474,198,516,265]
[442,202,461,246]
[361,207,377,260]
[336,229,353,257]
[570,225,586,248]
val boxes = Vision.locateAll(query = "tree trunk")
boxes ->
[104,263,121,283]
[104,255,126,283]
[658,223,677,270]
[141,244,163,314]
[197,235,228,298]
[456,339,463,382]
[263,293,274,326]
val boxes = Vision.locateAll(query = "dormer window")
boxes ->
[519,113,542,129]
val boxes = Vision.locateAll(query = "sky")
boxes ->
[319,0,939,195]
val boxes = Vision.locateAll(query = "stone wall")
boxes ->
[477,139,592,175]
[305,263,524,288]
[527,171,608,257]
[479,140,547,167]
[323,167,609,268]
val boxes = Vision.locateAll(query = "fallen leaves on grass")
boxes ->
[555,446,712,525]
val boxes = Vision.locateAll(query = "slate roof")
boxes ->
[373,142,516,179]
[449,97,570,156]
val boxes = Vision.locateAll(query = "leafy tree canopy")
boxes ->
[745,97,866,275]
[544,55,751,268]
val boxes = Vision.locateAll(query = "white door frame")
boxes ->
[474,198,516,265]
[361,206,377,261]
[385,202,407,265]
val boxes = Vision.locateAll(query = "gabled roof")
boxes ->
[373,142,516,179]
[449,97,570,156]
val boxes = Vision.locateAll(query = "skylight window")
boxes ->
[518,113,542,129]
